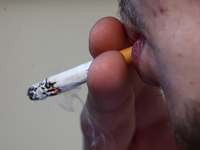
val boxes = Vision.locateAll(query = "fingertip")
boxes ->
[87,51,132,111]
[88,51,127,94]
[89,17,129,58]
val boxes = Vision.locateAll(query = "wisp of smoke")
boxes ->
[82,105,115,150]
[55,86,82,112]
[55,86,115,150]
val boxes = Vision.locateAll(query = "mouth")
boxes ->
[132,37,146,74]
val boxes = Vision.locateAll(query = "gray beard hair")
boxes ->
[170,101,200,150]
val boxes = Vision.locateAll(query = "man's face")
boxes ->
[119,0,200,149]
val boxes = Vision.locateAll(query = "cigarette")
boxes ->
[27,46,133,101]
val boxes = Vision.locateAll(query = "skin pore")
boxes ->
[81,0,200,150]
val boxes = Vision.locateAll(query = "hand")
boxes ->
[81,17,177,150]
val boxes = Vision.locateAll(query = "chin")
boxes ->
[170,100,200,150]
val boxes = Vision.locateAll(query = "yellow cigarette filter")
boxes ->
[119,46,133,65]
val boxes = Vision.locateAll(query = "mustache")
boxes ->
[118,0,145,35]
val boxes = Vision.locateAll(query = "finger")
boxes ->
[89,17,129,58]
[87,51,133,112]
[82,51,135,150]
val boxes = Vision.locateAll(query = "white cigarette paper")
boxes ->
[27,61,92,101]
[27,46,133,101]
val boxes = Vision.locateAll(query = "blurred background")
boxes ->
[0,0,119,149]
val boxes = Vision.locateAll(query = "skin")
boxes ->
[81,0,200,150]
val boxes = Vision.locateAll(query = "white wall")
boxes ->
[0,1,118,149]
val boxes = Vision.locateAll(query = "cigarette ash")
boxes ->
[27,79,61,101]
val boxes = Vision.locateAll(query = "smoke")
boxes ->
[82,105,115,150]
[55,86,115,150]
[55,86,82,112]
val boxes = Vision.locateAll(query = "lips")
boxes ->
[132,37,146,73]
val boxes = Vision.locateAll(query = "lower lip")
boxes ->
[132,37,146,73]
